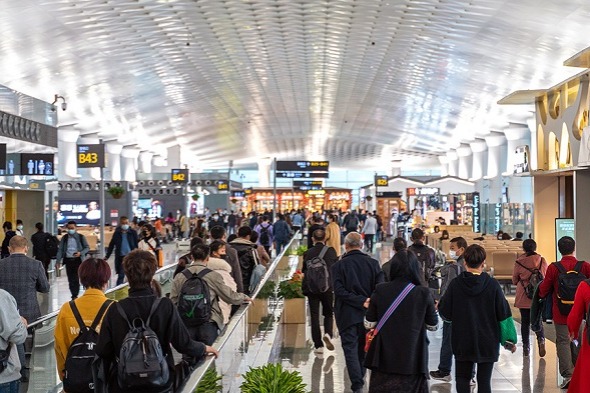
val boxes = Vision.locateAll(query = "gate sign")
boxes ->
[217,180,229,191]
[472,192,481,233]
[77,144,105,168]
[375,175,388,187]
[171,168,189,183]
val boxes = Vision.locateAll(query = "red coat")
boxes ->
[567,280,590,393]
[512,253,548,309]
[538,256,590,325]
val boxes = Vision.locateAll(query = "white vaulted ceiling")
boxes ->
[1,0,590,169]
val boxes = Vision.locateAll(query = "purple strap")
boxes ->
[375,283,415,333]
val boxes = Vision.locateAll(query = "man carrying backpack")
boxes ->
[302,229,339,355]
[538,236,590,389]
[342,211,360,236]
[31,222,56,278]
[407,228,436,286]
[230,226,260,295]
[254,215,273,255]
[171,244,250,347]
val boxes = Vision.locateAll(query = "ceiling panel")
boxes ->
[0,0,589,169]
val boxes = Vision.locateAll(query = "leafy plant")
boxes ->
[191,193,200,201]
[194,367,222,393]
[257,280,276,299]
[278,271,304,299]
[240,363,307,393]
[107,186,125,198]
[295,245,307,256]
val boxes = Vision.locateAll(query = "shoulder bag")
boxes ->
[364,282,415,352]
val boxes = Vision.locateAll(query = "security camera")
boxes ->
[61,102,67,111]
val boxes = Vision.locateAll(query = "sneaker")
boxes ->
[538,339,546,358]
[560,377,571,389]
[429,370,452,382]
[313,347,324,355]
[523,346,530,357]
[470,378,476,387]
[323,334,335,351]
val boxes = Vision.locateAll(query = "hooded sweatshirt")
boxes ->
[438,271,514,363]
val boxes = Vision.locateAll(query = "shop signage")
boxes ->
[494,203,502,233]
[376,191,402,198]
[472,192,481,233]
[407,187,439,196]
[293,180,323,187]
[171,168,189,183]
[20,153,54,176]
[513,145,530,174]
[374,175,389,187]
[77,144,105,168]
[217,180,229,191]
[0,144,6,170]
[297,186,323,191]
[276,171,329,179]
[555,218,575,260]
[244,187,253,195]
[276,160,329,172]
[231,190,245,198]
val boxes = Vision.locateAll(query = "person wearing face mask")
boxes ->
[1,221,17,259]
[56,221,90,299]
[208,240,238,324]
[137,224,162,265]
[105,216,139,285]
[430,237,467,383]
[15,219,24,237]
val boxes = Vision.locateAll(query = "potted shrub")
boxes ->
[240,363,307,393]
[278,271,306,324]
[295,245,307,269]
[107,186,125,199]
[194,367,222,393]
[231,198,238,204]
[191,193,200,201]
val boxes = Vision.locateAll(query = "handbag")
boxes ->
[364,283,415,353]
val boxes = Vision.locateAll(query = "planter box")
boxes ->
[282,298,306,324]
[247,298,269,324]
[281,323,308,348]
[277,255,291,270]
[297,256,304,270]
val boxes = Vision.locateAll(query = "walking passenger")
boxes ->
[56,221,90,299]
[106,216,139,285]
[332,232,384,393]
[324,214,342,257]
[361,212,378,253]
[272,214,291,255]
[1,222,17,258]
[31,222,53,277]
[407,228,436,285]
[253,215,273,255]
[567,270,590,392]
[0,288,28,392]
[382,237,407,281]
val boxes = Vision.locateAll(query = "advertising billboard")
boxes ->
[57,200,101,226]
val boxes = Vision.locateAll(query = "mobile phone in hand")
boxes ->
[504,340,516,353]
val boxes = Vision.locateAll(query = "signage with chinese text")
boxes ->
[376,191,402,198]
[555,218,575,260]
[472,192,481,233]
[77,144,105,168]
[276,171,329,179]
[494,203,502,233]
[407,187,440,196]
[276,160,329,172]
[293,180,323,187]
[171,169,189,183]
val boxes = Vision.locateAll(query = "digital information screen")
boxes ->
[217,180,229,191]
[77,144,105,168]
[20,154,54,175]
[276,160,329,172]
[555,218,575,261]
[57,200,101,226]
[0,144,6,171]
[171,169,189,183]
[276,171,329,179]
[293,180,323,187]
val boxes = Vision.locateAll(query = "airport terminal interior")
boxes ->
[2,0,590,392]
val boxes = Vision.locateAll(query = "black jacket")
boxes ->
[106,227,139,259]
[408,242,436,284]
[307,224,325,249]
[302,242,339,293]
[31,231,50,261]
[438,271,512,363]
[364,279,437,375]
[1,230,16,258]
[331,249,384,331]
[95,288,206,393]
[225,244,244,293]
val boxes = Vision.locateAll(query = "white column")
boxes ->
[257,159,271,187]
[484,134,507,178]
[105,143,123,181]
[456,145,473,180]
[78,136,101,180]
[503,125,531,175]
[390,160,402,177]
[121,148,140,182]
[438,156,449,177]
[446,151,459,177]
[139,151,153,174]
[58,128,80,180]
[469,140,488,181]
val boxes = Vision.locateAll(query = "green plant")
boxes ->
[295,245,307,256]
[194,367,222,393]
[278,271,304,299]
[240,363,307,393]
[257,280,276,299]
[107,186,125,198]
[191,193,200,201]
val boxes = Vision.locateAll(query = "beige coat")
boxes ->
[207,257,237,324]
[325,221,342,256]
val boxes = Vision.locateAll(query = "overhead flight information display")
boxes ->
[276,160,329,172]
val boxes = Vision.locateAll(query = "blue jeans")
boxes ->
[0,380,20,393]
[276,239,289,255]
[339,323,366,391]
[438,321,453,374]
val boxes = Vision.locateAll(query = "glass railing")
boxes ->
[27,234,301,393]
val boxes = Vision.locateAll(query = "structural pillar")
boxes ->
[258,159,271,188]
[484,133,507,178]
[456,145,473,180]
[121,148,141,182]
[139,151,153,174]
[446,151,459,177]
[469,140,488,181]
[438,156,449,177]
[105,143,123,181]
[57,128,80,180]
[503,125,531,176]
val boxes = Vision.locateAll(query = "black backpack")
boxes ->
[302,246,330,295]
[259,225,271,245]
[555,261,585,315]
[346,215,359,231]
[116,298,169,389]
[409,245,435,284]
[177,269,212,327]
[516,259,544,299]
[46,234,59,259]
[63,299,113,393]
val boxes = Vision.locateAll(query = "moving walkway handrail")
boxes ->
[178,231,301,392]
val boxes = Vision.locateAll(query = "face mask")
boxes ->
[213,216,219,220]
[449,250,458,260]
[67,229,76,235]
[219,254,227,260]
[16,225,23,230]
[121,224,129,230]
